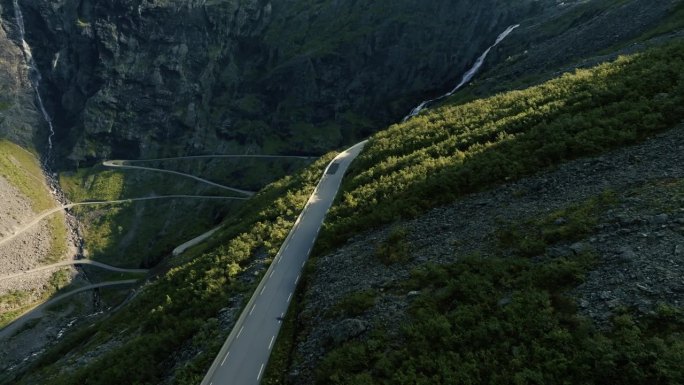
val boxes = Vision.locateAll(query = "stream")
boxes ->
[403,24,520,121]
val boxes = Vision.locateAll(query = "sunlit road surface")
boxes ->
[201,141,367,385]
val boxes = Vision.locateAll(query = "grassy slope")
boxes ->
[0,140,68,324]
[0,140,68,262]
[59,165,241,268]
[57,157,313,268]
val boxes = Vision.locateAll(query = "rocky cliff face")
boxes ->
[0,10,40,149]
[1,0,551,165]
[3,0,273,164]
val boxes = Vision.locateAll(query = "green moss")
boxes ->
[497,191,618,257]
[328,290,377,319]
[374,225,410,265]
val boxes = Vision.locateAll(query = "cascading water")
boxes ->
[12,0,55,165]
[403,24,520,122]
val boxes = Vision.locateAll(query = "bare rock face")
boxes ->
[4,0,553,165]
[10,0,275,164]
[0,14,40,148]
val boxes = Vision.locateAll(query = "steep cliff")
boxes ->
[3,0,551,165]
[4,0,273,164]
[0,10,40,149]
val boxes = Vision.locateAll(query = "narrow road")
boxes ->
[0,260,147,281]
[0,280,138,340]
[172,226,221,256]
[122,154,315,162]
[0,195,245,249]
[103,161,255,196]
[201,141,367,385]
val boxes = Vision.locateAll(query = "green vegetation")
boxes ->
[0,269,72,328]
[324,39,684,249]
[15,28,684,385]
[59,165,242,267]
[328,290,377,318]
[497,191,617,257]
[0,290,31,328]
[314,188,680,384]
[0,141,67,261]
[0,140,54,211]
[374,226,410,265]
[129,156,315,192]
[60,169,125,202]
[0,140,68,301]
[0,308,26,329]
[316,255,684,385]
[58,157,313,268]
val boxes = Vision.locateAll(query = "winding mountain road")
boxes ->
[121,154,315,162]
[0,259,147,281]
[0,195,246,250]
[103,160,256,196]
[0,280,138,340]
[172,226,221,256]
[2,155,305,340]
[201,141,367,385]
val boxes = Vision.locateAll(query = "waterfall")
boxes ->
[12,0,55,164]
[403,24,520,122]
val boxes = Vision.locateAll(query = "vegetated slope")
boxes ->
[58,165,242,269]
[0,140,69,326]
[323,39,684,249]
[264,40,684,384]
[10,154,336,385]
[55,156,314,270]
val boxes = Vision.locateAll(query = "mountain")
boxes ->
[0,0,683,384]
[1,0,549,163]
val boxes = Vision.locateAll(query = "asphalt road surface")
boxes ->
[103,160,255,196]
[201,141,367,385]
[0,259,148,281]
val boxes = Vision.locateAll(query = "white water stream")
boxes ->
[12,0,55,162]
[403,24,520,122]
